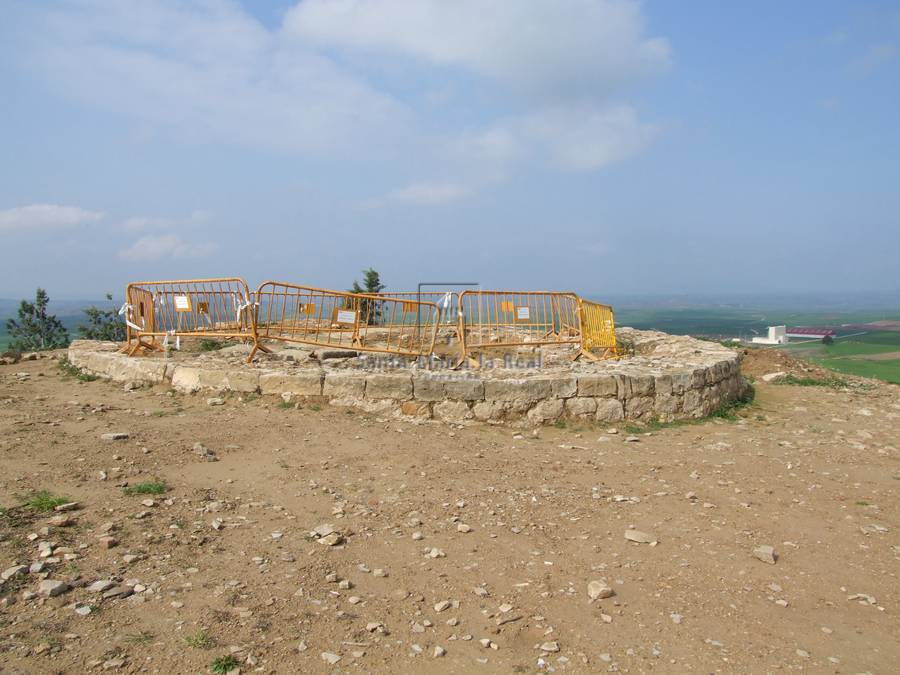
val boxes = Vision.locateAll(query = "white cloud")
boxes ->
[118,234,216,261]
[0,204,104,232]
[382,181,472,205]
[285,0,669,97]
[516,104,658,170]
[117,210,212,232]
[29,0,410,157]
[16,0,668,198]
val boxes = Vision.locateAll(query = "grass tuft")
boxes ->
[211,655,238,674]
[185,630,215,649]
[277,401,294,410]
[123,631,154,645]
[22,490,70,512]
[199,339,232,352]
[210,654,240,675]
[57,358,98,382]
[123,481,167,496]
[624,394,754,433]
[777,374,849,389]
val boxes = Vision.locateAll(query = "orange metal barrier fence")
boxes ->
[119,278,255,355]
[457,290,582,365]
[252,282,442,360]
[577,299,619,360]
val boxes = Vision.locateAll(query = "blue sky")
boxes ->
[1,0,898,299]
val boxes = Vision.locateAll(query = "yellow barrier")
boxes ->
[252,281,442,360]
[119,278,256,356]
[577,299,619,360]
[456,290,581,365]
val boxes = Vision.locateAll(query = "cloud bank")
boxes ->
[18,0,668,201]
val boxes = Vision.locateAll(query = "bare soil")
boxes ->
[1,350,898,674]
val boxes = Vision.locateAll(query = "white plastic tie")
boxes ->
[118,303,143,332]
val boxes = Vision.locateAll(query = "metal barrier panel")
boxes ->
[254,282,441,358]
[375,291,460,326]
[578,299,619,359]
[120,278,255,355]
[458,291,582,362]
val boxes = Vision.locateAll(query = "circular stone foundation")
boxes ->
[67,328,750,426]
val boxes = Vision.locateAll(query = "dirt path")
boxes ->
[1,354,898,673]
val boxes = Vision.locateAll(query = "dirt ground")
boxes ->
[1,350,898,674]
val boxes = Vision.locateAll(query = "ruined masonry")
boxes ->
[67,328,748,426]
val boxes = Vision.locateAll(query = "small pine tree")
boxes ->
[349,268,386,324]
[78,294,127,342]
[6,288,70,351]
[822,334,834,345]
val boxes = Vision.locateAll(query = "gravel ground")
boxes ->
[0,350,898,674]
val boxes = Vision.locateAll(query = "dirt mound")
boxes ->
[739,346,837,380]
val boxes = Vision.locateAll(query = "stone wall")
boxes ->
[67,329,749,426]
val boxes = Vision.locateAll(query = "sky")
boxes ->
[1,0,899,300]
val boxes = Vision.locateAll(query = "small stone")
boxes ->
[140,499,156,507]
[457,523,472,533]
[38,579,70,597]
[122,554,139,564]
[587,581,615,600]
[433,645,446,658]
[318,532,342,546]
[625,435,640,443]
[54,502,80,512]
[539,641,560,653]
[75,605,93,616]
[87,579,116,593]
[752,545,777,564]
[48,514,74,527]
[372,568,388,578]
[473,587,489,597]
[320,651,341,665]
[313,523,335,537]
[101,432,129,441]
[670,613,683,624]
[348,596,361,605]
[1,565,27,581]
[207,397,225,406]
[98,536,118,549]
[624,529,657,544]
[411,532,424,541]
[796,649,810,659]
[365,622,383,632]
[434,600,451,612]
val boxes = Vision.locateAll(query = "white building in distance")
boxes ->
[752,325,787,345]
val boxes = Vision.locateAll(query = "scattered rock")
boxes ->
[1,565,27,581]
[101,432,129,441]
[587,580,615,600]
[752,545,777,564]
[624,529,657,544]
[321,651,341,665]
[38,579,70,597]
[207,397,225,406]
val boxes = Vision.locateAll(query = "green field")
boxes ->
[781,331,900,384]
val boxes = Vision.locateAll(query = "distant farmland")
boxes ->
[780,330,900,384]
